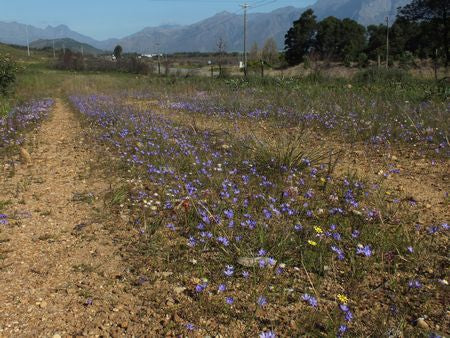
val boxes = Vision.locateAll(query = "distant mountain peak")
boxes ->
[214,11,233,17]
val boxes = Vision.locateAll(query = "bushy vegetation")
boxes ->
[55,49,151,75]
[0,54,18,96]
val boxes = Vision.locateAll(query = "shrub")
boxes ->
[398,51,415,69]
[357,52,369,68]
[0,54,18,96]
[355,67,411,84]
[343,54,352,67]
[117,56,150,75]
[55,49,85,71]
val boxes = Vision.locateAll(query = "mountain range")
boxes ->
[0,0,410,53]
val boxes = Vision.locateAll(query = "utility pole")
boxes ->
[434,49,438,81]
[385,16,389,69]
[52,39,56,58]
[25,25,30,57]
[241,3,249,77]
[155,42,161,75]
[208,60,213,78]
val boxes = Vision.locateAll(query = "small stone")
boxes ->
[39,301,48,308]
[416,318,429,330]
[53,334,62,338]
[237,257,276,267]
[174,287,187,295]
[119,322,128,329]
[290,320,297,329]
[20,147,32,165]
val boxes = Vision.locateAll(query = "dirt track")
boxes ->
[0,99,144,336]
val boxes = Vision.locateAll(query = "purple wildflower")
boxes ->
[331,245,345,260]
[339,304,353,322]
[294,223,303,231]
[166,223,176,231]
[188,236,197,247]
[351,230,360,238]
[195,283,208,293]
[257,296,267,307]
[259,331,276,338]
[224,265,234,277]
[0,214,8,225]
[408,280,422,289]
[302,293,318,307]
[258,248,267,256]
[224,209,234,219]
[356,245,372,257]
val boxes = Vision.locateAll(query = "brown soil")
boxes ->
[0,100,151,336]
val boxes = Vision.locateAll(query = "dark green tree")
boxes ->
[366,24,387,60]
[316,16,342,60]
[338,19,366,61]
[284,9,317,66]
[391,18,427,57]
[398,0,449,65]
[113,45,123,60]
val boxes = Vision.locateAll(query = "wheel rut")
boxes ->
[0,99,145,336]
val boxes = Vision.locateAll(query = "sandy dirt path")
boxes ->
[0,99,148,336]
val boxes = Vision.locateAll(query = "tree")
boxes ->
[390,18,422,57]
[315,16,366,62]
[262,37,278,65]
[366,24,387,60]
[398,0,449,66]
[249,42,260,62]
[216,37,227,77]
[316,16,342,60]
[113,45,123,60]
[284,9,317,66]
[338,18,366,61]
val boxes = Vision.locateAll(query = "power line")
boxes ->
[25,25,30,57]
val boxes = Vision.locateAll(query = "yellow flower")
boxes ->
[337,294,348,304]
[320,177,326,183]
[308,240,317,246]
[314,226,323,234]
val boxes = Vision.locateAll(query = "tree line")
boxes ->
[284,0,449,67]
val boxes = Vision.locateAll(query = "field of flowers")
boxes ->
[70,86,448,336]
[0,99,54,151]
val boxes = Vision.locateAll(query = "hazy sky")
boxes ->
[1,0,316,40]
